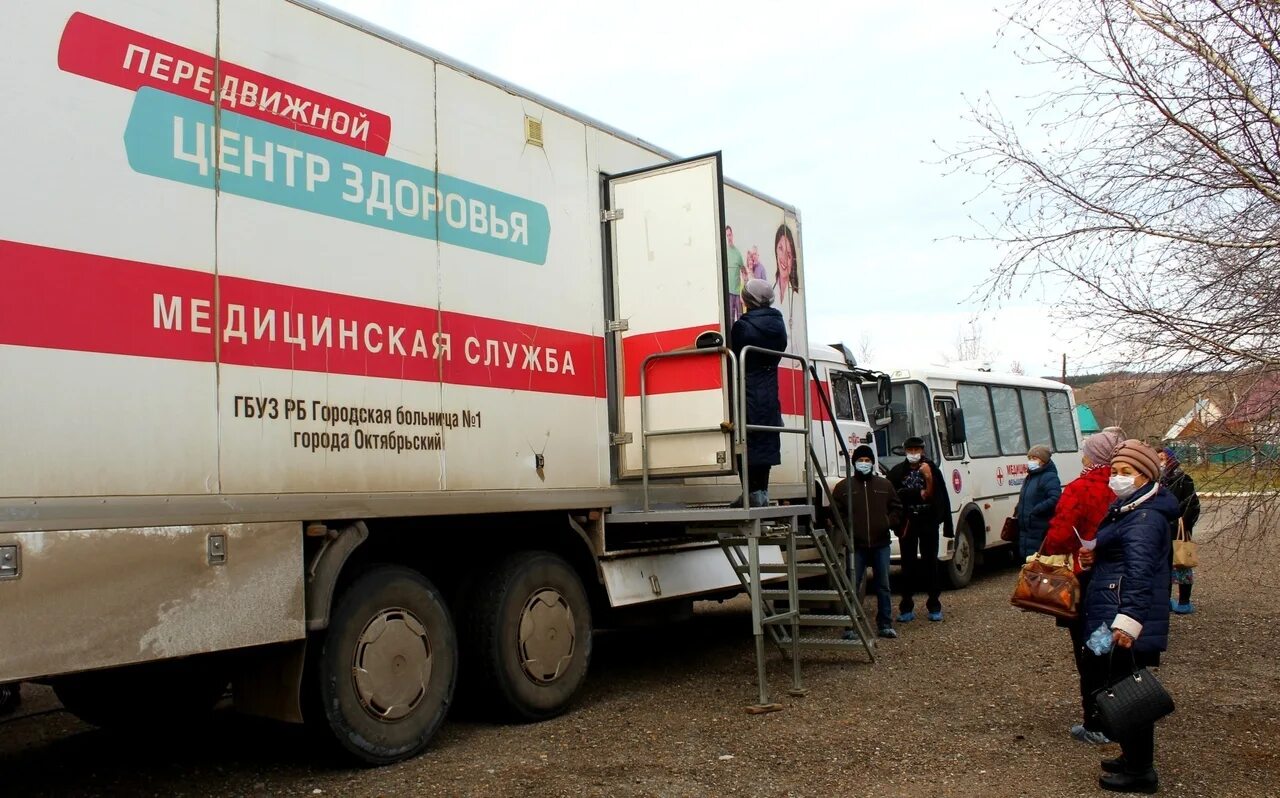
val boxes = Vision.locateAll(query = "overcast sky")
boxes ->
[327,0,1099,378]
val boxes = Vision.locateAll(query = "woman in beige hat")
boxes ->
[1077,439,1180,793]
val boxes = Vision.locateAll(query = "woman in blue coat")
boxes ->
[731,278,787,507]
[1014,444,1062,558]
[1078,439,1179,794]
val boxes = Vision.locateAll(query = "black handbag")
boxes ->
[1092,653,1175,740]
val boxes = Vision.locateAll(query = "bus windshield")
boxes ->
[862,381,936,469]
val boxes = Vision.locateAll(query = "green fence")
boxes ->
[1167,442,1280,466]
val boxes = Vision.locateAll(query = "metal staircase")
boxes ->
[606,345,876,713]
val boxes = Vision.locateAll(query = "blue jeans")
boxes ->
[854,545,893,630]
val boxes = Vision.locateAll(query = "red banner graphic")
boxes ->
[57,12,393,155]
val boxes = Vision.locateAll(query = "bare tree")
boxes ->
[942,319,993,366]
[1010,360,1026,375]
[856,331,876,363]
[951,0,1280,530]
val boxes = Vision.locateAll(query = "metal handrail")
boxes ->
[638,346,738,511]
[807,363,855,554]
[736,346,812,514]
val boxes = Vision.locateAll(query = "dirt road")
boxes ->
[2,500,1277,797]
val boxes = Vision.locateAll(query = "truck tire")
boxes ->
[309,565,456,766]
[52,658,227,730]
[943,520,977,590]
[460,551,592,721]
[0,683,21,716]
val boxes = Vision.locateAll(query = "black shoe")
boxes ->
[1100,755,1126,774]
[1099,768,1158,794]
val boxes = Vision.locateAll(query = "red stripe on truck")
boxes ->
[57,12,394,155]
[621,326,724,397]
[0,240,606,398]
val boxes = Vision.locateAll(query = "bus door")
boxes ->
[931,392,968,520]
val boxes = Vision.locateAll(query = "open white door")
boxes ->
[605,153,733,479]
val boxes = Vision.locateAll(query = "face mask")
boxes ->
[906,453,922,464]
[1027,459,1041,471]
[1109,474,1137,499]
[855,461,873,475]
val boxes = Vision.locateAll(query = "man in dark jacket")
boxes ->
[832,444,903,637]
[1015,443,1063,559]
[731,278,787,507]
[886,436,952,622]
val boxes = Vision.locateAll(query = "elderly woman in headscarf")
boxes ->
[1079,440,1179,793]
[1042,428,1124,745]
[1014,443,1062,559]
[1159,447,1201,614]
[731,278,787,507]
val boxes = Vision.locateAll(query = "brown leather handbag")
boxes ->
[1000,516,1018,543]
[1011,544,1080,621]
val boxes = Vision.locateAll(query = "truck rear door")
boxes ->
[603,154,734,480]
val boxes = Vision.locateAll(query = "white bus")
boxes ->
[862,366,1083,588]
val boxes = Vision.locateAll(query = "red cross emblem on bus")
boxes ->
[996,466,1005,486]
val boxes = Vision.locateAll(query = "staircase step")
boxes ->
[761,589,841,601]
[738,563,828,575]
[797,613,855,627]
[777,635,871,650]
[760,610,800,626]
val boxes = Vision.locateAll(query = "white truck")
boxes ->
[0,0,882,763]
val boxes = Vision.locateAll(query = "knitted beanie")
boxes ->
[1111,439,1161,482]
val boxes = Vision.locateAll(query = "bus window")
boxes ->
[1021,388,1053,448]
[1046,391,1079,451]
[958,384,1000,457]
[876,382,936,467]
[934,397,966,460]
[990,386,1028,455]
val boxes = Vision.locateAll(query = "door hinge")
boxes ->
[610,432,633,446]
[601,209,624,222]
[606,319,629,332]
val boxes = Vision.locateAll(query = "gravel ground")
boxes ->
[2,500,1277,797]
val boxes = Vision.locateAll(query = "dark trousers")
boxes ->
[1068,575,1102,731]
[854,544,893,630]
[747,464,771,493]
[1082,649,1158,770]
[899,515,941,613]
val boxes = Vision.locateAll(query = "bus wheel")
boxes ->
[943,522,976,589]
[461,551,592,721]
[309,565,456,765]
[53,657,227,730]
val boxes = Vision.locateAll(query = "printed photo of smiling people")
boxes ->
[725,218,801,353]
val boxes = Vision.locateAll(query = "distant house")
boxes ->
[1213,374,1280,446]
[1163,398,1225,441]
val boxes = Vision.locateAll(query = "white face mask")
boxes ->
[855,461,874,475]
[1027,459,1041,471]
[906,453,922,464]
[1109,474,1137,499]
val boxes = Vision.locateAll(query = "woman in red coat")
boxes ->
[1042,429,1123,745]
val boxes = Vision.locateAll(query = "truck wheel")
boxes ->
[309,565,456,766]
[52,658,227,730]
[943,522,976,590]
[461,551,592,721]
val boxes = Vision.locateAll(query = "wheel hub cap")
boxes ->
[352,608,432,721]
[518,589,576,684]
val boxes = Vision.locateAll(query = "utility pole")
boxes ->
[1061,353,1067,382]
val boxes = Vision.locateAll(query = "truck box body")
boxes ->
[1,0,809,525]
[1,0,815,687]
